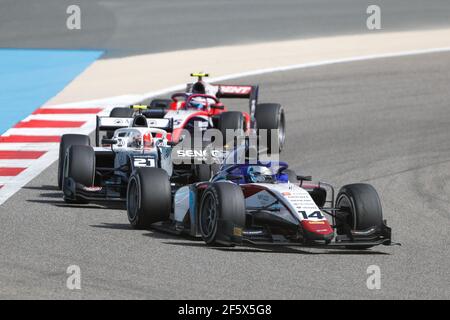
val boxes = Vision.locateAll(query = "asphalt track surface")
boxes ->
[1,52,449,299]
[1,0,450,57]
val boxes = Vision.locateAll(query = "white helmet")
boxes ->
[247,166,274,183]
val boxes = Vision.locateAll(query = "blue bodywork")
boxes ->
[211,161,291,184]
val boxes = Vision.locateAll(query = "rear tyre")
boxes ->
[150,99,172,109]
[336,183,383,249]
[109,107,134,118]
[218,111,244,146]
[63,145,95,204]
[58,134,90,189]
[127,168,171,229]
[254,103,285,153]
[194,164,221,182]
[105,107,135,138]
[199,182,245,246]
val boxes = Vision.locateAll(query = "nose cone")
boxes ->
[301,220,334,241]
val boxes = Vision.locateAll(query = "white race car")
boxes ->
[125,145,396,249]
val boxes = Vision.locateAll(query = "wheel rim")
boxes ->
[127,178,139,221]
[336,194,356,229]
[200,193,218,238]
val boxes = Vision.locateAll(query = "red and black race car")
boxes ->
[100,73,286,153]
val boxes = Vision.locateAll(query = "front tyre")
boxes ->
[62,145,95,204]
[199,182,245,246]
[336,183,383,249]
[58,134,90,189]
[127,168,171,229]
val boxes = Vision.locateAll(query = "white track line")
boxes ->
[0,143,58,151]
[135,46,450,103]
[23,114,102,121]
[0,159,37,167]
[46,95,141,109]
[1,46,450,205]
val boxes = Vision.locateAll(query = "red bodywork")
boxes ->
[167,93,251,143]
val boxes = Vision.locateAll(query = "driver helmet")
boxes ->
[247,166,274,183]
[189,96,207,110]
[192,81,206,94]
[192,81,218,96]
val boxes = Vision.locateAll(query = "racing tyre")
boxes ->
[336,183,383,249]
[150,99,172,109]
[58,134,90,189]
[109,107,134,118]
[194,164,221,182]
[199,182,245,246]
[254,103,285,153]
[127,168,171,229]
[63,145,95,204]
[218,112,244,146]
[105,107,135,139]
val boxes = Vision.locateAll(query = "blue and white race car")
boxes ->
[126,146,394,249]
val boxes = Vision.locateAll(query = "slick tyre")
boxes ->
[199,182,245,246]
[63,145,95,204]
[127,168,171,229]
[58,134,90,189]
[150,99,172,109]
[194,164,220,182]
[109,107,134,118]
[254,103,285,153]
[218,111,244,146]
[336,183,383,249]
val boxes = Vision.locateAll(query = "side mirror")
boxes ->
[297,175,312,181]
[102,139,117,145]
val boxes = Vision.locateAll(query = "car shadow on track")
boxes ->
[160,241,390,255]
[88,223,390,255]
[90,223,134,230]
[26,198,125,210]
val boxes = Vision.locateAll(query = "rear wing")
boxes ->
[95,116,173,146]
[215,84,259,123]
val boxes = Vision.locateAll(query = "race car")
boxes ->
[104,73,286,153]
[57,113,219,204]
[126,145,395,250]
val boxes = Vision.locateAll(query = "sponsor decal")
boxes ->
[82,186,102,192]
[233,227,243,237]
[219,85,252,95]
[301,220,333,235]
[175,149,223,159]
[133,157,156,168]
[308,221,325,224]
